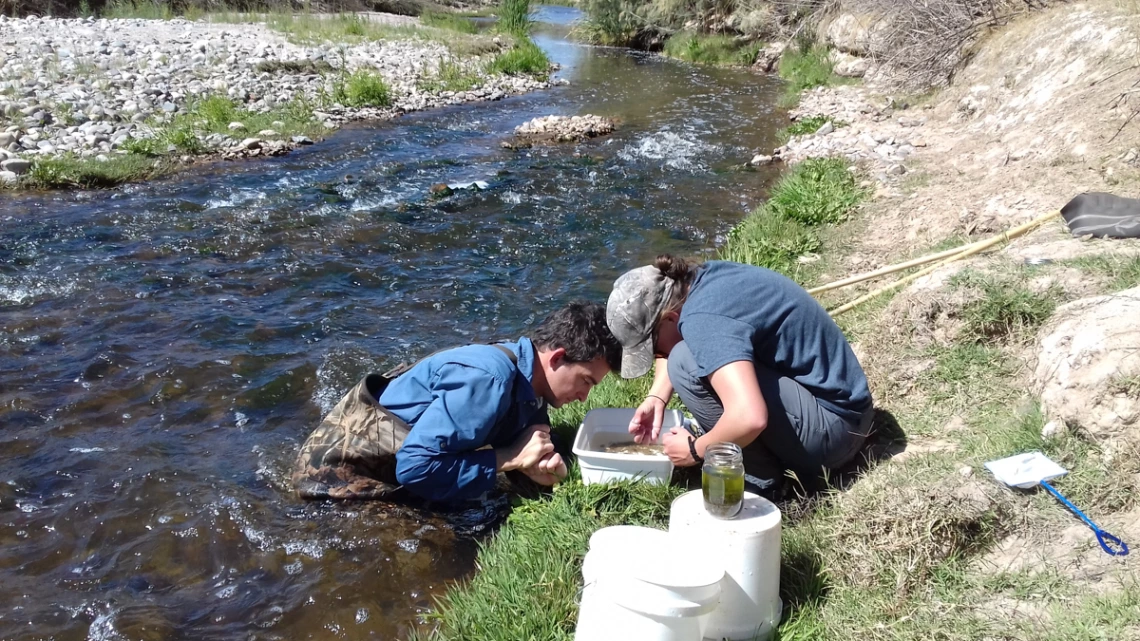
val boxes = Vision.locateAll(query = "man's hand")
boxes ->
[629,396,666,444]
[662,427,700,467]
[497,424,555,472]
[519,451,568,486]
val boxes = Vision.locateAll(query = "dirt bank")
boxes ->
[773,1,1140,628]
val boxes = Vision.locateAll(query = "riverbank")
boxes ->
[0,10,553,189]
[416,2,1140,639]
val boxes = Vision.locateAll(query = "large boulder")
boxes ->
[1034,287,1140,442]
[824,13,889,57]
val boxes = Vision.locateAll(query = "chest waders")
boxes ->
[292,345,518,500]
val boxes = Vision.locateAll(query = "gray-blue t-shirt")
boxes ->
[677,261,872,422]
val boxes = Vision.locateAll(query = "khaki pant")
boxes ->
[292,373,411,500]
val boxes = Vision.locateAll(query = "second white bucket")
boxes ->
[668,490,783,641]
[576,525,724,641]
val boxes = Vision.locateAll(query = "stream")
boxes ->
[0,7,785,639]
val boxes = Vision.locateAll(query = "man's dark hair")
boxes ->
[531,301,622,373]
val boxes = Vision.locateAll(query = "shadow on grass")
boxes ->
[832,408,907,490]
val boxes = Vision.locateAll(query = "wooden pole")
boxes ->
[807,240,992,295]
[828,210,1061,317]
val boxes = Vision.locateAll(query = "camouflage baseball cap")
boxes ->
[606,265,674,379]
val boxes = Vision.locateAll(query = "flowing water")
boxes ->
[0,7,784,639]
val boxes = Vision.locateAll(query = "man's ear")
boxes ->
[548,347,567,369]
[663,310,680,324]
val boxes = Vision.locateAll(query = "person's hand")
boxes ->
[662,427,699,467]
[629,396,666,444]
[520,451,568,486]
[498,424,555,472]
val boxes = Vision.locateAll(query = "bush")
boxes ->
[486,38,550,75]
[577,0,649,46]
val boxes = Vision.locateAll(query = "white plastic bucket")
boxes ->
[668,490,783,641]
[576,525,723,641]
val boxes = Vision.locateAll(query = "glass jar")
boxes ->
[702,442,745,519]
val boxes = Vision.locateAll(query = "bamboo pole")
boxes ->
[828,210,1061,317]
[807,240,992,295]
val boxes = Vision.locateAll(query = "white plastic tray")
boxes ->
[572,408,683,485]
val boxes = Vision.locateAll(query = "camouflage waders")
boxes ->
[292,372,410,500]
[292,345,518,500]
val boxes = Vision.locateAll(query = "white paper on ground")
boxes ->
[984,451,1068,489]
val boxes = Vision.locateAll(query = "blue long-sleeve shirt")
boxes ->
[382,338,548,502]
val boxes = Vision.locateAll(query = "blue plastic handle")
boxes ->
[1040,481,1129,557]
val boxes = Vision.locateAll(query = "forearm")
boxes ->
[695,408,766,457]
[648,357,674,399]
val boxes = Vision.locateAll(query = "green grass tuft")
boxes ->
[498,0,533,36]
[778,44,841,106]
[419,57,481,93]
[765,157,864,226]
[486,38,550,76]
[661,32,761,66]
[718,158,864,277]
[336,69,393,108]
[23,154,169,189]
[951,271,1058,344]
[1066,253,1140,292]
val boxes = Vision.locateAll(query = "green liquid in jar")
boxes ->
[702,467,745,518]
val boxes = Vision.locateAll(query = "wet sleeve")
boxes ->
[394,363,511,502]
[682,312,757,378]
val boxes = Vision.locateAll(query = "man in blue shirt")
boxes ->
[293,301,620,503]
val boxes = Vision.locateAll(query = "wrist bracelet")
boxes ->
[687,436,703,465]
[647,393,669,405]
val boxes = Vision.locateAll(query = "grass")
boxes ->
[950,270,1058,344]
[257,12,501,57]
[419,57,481,93]
[777,115,847,143]
[778,43,843,106]
[720,157,864,277]
[419,11,479,34]
[101,0,175,19]
[486,38,550,76]
[334,69,393,108]
[22,154,170,189]
[661,32,762,66]
[1065,253,1140,291]
[498,0,532,36]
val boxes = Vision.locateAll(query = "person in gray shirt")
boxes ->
[606,253,874,495]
